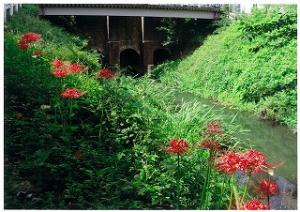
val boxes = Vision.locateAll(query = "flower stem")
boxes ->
[69,99,73,125]
[228,176,234,210]
[204,165,211,209]
[218,174,227,209]
[200,151,211,209]
[58,102,66,136]
[241,173,251,203]
[267,175,271,209]
[232,181,240,210]
[58,80,65,136]
[54,104,58,124]
[98,107,103,143]
[176,153,180,210]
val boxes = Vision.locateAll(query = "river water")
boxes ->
[175,93,297,209]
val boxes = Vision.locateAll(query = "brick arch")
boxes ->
[120,48,142,77]
[153,47,171,55]
[153,47,171,65]
[119,45,140,56]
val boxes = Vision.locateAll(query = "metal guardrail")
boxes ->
[4,4,22,23]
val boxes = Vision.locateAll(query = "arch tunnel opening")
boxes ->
[120,48,143,77]
[153,48,171,65]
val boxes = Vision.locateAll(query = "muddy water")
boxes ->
[175,93,297,209]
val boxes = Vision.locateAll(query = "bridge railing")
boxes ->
[4,4,22,23]
[229,4,265,14]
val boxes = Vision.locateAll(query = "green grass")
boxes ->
[4,5,261,210]
[153,5,296,128]
[5,4,101,71]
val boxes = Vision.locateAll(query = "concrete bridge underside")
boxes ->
[40,4,220,74]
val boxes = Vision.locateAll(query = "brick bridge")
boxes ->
[40,4,221,74]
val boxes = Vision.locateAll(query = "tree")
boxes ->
[157,18,214,56]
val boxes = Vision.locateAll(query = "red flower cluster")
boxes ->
[239,150,267,174]
[203,120,223,136]
[164,139,189,154]
[51,59,64,68]
[199,139,221,151]
[259,179,279,196]
[50,61,86,98]
[61,88,84,99]
[50,60,86,76]
[98,68,114,79]
[216,149,268,175]
[17,32,41,50]
[52,69,68,78]
[216,151,240,174]
[243,199,268,210]
[21,32,41,43]
[17,40,29,50]
[32,50,42,57]
[69,63,84,73]
[74,151,84,160]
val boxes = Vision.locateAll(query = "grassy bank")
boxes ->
[153,6,297,128]
[5,5,250,209]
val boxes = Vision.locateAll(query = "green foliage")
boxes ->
[157,18,215,54]
[5,5,247,210]
[150,60,181,80]
[155,6,297,128]
[5,5,101,71]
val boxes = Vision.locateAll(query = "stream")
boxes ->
[175,92,297,209]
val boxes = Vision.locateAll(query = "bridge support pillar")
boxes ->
[107,41,120,65]
[142,41,165,73]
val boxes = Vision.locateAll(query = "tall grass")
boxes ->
[5,5,247,209]
[154,5,297,128]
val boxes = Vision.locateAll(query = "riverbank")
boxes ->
[173,91,297,183]
[4,6,246,209]
[152,5,297,128]
[4,4,296,210]
[173,90,297,209]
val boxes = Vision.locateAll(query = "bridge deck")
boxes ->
[39,4,221,19]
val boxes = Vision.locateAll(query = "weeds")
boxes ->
[4,4,286,210]
[153,5,297,128]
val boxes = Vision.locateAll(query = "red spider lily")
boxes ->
[51,59,64,68]
[216,151,240,174]
[164,139,189,154]
[239,150,268,174]
[199,139,221,151]
[69,63,84,73]
[21,32,41,43]
[243,199,268,210]
[17,32,41,50]
[74,151,84,160]
[32,50,42,57]
[259,179,279,196]
[61,88,84,99]
[52,69,68,78]
[97,68,114,79]
[203,120,223,136]
[17,40,29,50]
